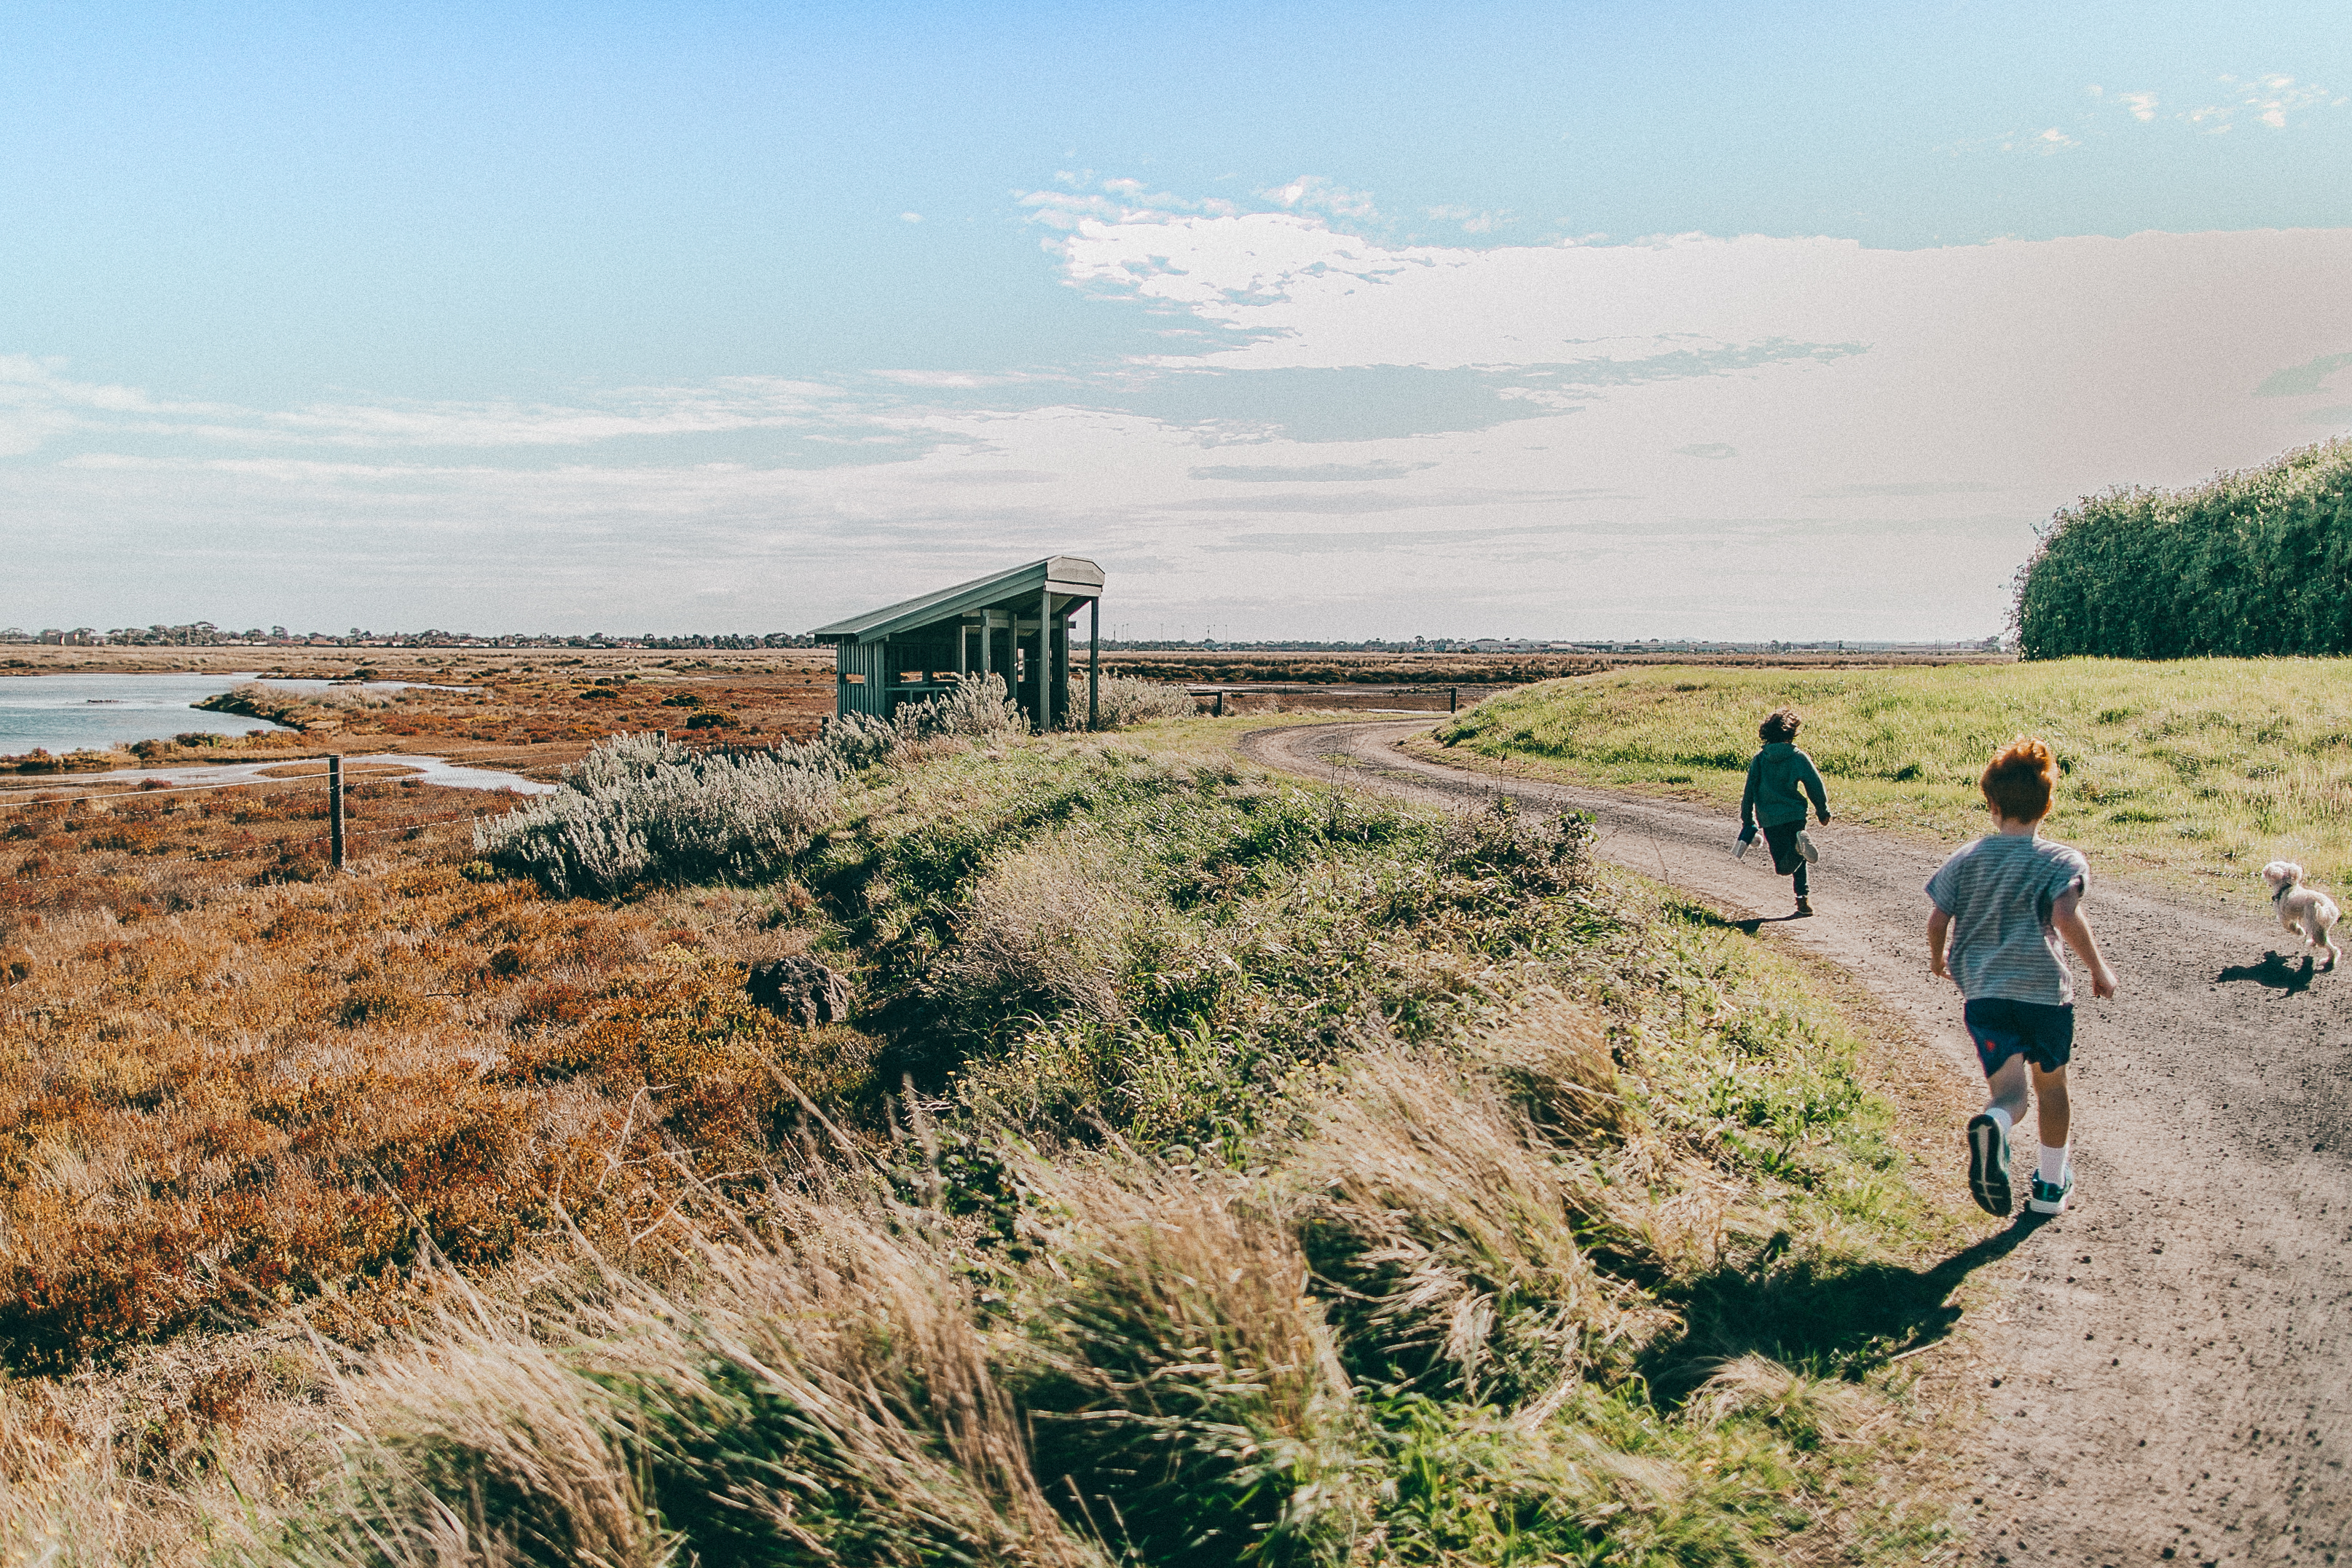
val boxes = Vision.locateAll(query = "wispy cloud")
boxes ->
[1807,481,1998,497]
[1189,460,1436,483]
[1956,73,2342,154]
[7,197,2351,642]
[2182,73,2345,134]
[2087,84,2160,122]
[2253,351,2352,398]
[0,363,957,457]
[1268,175,1380,223]
[1427,205,1511,235]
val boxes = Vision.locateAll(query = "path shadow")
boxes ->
[1665,903,1809,937]
[2217,950,2317,994]
[1645,1216,2048,1399]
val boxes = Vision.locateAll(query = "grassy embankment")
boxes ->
[1425,658,2352,905]
[0,698,1995,1565]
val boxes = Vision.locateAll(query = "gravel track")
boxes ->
[1244,719,2352,1567]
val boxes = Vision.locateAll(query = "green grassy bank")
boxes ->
[10,719,1999,1567]
[1427,658,2352,904]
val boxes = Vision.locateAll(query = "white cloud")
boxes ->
[0,370,889,453]
[2087,84,2160,122]
[900,211,923,223]
[1268,175,1380,223]
[1428,205,1509,235]
[2186,73,2345,133]
[9,206,2352,641]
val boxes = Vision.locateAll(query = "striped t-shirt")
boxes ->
[1925,834,2091,1005]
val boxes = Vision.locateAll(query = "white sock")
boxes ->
[2038,1143,2069,1184]
[1985,1106,2013,1140]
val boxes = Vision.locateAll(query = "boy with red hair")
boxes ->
[1927,737,2117,1216]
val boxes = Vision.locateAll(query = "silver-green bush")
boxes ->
[474,733,839,897]
[1088,674,1199,729]
[476,676,1030,897]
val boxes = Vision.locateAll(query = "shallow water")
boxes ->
[0,673,459,757]
[0,672,288,757]
[40,752,554,797]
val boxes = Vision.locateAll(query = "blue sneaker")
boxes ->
[1967,1114,2012,1216]
[2028,1169,2074,1216]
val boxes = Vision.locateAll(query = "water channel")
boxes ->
[0,672,291,756]
[0,673,547,795]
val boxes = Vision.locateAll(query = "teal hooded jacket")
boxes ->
[1741,742,1829,830]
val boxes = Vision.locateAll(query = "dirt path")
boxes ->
[1246,719,2351,1567]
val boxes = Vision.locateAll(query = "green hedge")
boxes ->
[2015,438,2352,658]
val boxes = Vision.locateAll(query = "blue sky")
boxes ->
[3,1,2348,639]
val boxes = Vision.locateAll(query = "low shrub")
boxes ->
[1088,673,1199,729]
[473,733,839,897]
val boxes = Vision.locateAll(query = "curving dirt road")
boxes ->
[1246,719,2351,1567]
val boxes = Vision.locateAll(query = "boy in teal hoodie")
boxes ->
[1740,706,1831,917]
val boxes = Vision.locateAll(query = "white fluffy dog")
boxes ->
[2262,861,2340,971]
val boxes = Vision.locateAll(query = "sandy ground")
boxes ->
[1245,719,2351,1568]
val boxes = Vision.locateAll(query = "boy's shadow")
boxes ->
[1677,907,1793,937]
[1645,1216,2049,1399]
[2217,950,2317,994]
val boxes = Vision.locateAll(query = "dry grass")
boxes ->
[0,843,866,1373]
[0,723,1997,1567]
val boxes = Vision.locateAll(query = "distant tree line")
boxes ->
[2015,438,2352,659]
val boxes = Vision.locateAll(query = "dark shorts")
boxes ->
[1963,997,2074,1077]
[1761,820,1806,876]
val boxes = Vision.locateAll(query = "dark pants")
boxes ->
[1763,821,1809,897]
[1963,997,2074,1076]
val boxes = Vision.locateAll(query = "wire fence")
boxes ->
[0,758,546,894]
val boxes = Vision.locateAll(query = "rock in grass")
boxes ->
[746,955,850,1028]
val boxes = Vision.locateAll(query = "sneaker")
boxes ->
[1796,829,1820,864]
[1967,1114,2012,1216]
[1793,897,1814,918]
[2028,1170,2074,1216]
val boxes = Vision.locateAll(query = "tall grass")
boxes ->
[0,725,1984,1567]
[2016,437,2352,658]
[1433,658,2352,900]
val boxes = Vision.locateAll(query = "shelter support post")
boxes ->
[1088,599,1100,730]
[1057,613,1071,726]
[980,612,992,678]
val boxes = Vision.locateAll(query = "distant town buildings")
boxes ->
[0,623,2006,655]
[0,625,819,650]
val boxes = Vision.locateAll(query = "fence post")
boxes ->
[329,753,346,871]
[1450,687,1458,713]
[1214,690,1224,717]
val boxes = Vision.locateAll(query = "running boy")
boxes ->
[1740,706,1831,918]
[1927,737,2117,1217]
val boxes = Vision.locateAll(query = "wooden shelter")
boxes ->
[811,556,1104,730]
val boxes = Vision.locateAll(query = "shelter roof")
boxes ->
[811,556,1103,643]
